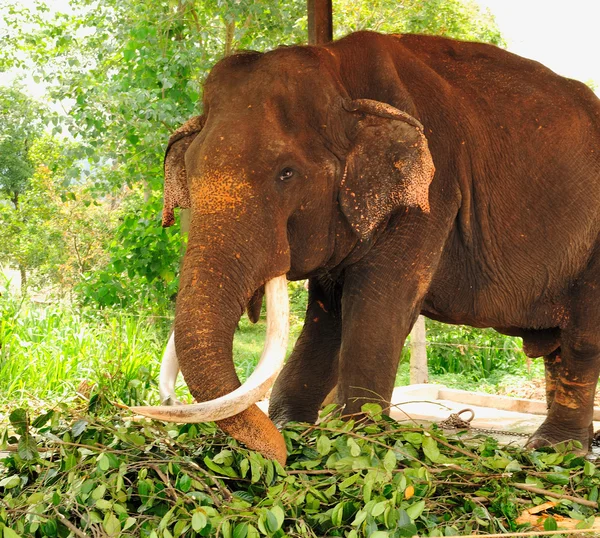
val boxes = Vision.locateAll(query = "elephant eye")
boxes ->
[278,167,295,181]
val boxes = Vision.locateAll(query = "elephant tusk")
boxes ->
[158,332,181,405]
[130,275,290,422]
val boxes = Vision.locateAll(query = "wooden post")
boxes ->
[307,0,333,45]
[409,316,428,384]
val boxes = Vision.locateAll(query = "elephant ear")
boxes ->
[162,115,205,227]
[339,99,435,237]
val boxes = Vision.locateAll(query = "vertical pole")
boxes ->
[307,0,333,45]
[410,316,428,384]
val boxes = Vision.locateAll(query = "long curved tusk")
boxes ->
[130,275,289,422]
[158,332,181,405]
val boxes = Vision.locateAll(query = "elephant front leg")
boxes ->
[335,264,427,415]
[268,278,342,427]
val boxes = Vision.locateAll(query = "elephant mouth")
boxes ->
[247,285,265,323]
[130,275,290,422]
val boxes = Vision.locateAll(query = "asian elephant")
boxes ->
[134,31,600,465]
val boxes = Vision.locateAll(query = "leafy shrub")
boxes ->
[423,320,528,379]
[77,190,184,314]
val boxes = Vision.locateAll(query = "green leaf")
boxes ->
[422,435,443,463]
[250,456,262,483]
[585,460,596,476]
[192,510,207,531]
[9,409,28,435]
[71,419,88,437]
[317,434,331,456]
[383,449,396,472]
[331,502,344,527]
[18,434,38,461]
[97,453,110,471]
[267,506,284,532]
[0,475,20,489]
[32,410,55,429]
[95,499,112,510]
[543,516,558,531]
[177,474,192,492]
[361,402,383,419]
[406,500,426,520]
[576,516,596,529]
[91,484,106,500]
[371,500,387,517]
[3,528,22,538]
[233,523,249,538]
[505,460,522,472]
[339,474,359,490]
[348,438,361,457]
[404,432,423,445]
[545,472,570,485]
[233,490,254,503]
[397,508,419,536]
[204,455,238,478]
[103,512,121,536]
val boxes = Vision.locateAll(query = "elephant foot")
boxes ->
[526,419,592,455]
[269,407,319,430]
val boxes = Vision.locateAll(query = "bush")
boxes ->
[77,189,184,315]
[423,320,528,379]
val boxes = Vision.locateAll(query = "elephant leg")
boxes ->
[268,278,342,427]
[335,265,429,415]
[543,348,562,410]
[528,255,600,452]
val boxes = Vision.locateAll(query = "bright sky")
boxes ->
[475,0,600,93]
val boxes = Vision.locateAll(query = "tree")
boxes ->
[0,85,46,288]
[334,0,504,45]
[2,0,503,304]
[0,85,45,209]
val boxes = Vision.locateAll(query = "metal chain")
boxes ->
[439,408,531,438]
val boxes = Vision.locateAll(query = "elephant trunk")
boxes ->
[132,218,290,464]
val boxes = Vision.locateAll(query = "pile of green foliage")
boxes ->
[1,403,599,537]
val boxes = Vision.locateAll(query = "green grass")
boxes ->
[0,289,308,410]
[1,286,540,411]
[0,297,171,409]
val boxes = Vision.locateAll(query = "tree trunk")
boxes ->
[19,265,27,293]
[224,20,235,56]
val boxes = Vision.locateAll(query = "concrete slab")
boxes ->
[388,384,600,445]
[258,384,600,446]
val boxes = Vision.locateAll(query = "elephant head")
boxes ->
[132,46,434,464]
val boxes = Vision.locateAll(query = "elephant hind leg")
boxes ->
[543,348,561,411]
[528,255,600,452]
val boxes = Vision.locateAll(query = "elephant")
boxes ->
[133,31,600,465]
